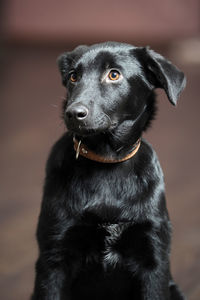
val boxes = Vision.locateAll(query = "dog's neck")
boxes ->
[73,136,141,163]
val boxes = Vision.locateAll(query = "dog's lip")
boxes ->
[67,124,111,137]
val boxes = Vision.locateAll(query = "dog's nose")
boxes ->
[66,105,89,121]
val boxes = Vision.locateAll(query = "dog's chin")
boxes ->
[66,124,111,137]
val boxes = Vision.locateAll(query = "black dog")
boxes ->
[32,42,186,300]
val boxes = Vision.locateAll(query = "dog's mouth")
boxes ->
[68,125,107,137]
[65,116,117,137]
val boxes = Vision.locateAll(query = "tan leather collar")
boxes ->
[73,137,141,163]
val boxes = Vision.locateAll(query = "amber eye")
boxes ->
[69,71,77,83]
[108,70,120,81]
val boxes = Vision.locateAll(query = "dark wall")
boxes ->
[2,0,200,45]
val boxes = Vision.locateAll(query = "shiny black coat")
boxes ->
[32,42,186,300]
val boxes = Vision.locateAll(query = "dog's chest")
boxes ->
[100,222,129,268]
[65,221,124,265]
[65,218,155,271]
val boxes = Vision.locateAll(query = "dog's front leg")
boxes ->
[32,202,73,299]
[125,221,171,299]
[139,268,171,300]
[32,255,69,300]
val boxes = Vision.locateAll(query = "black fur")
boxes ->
[32,42,186,300]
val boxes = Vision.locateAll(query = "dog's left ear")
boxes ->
[142,47,186,105]
[57,45,88,86]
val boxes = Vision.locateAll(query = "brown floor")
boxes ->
[0,44,200,300]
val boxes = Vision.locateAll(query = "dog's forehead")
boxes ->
[74,45,141,71]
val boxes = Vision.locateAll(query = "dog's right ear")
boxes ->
[57,45,88,86]
[57,52,71,86]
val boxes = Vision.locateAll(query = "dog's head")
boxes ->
[58,42,185,138]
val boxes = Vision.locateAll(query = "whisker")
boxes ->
[60,96,66,101]
[58,120,64,128]
[50,104,58,108]
[104,113,112,125]
[57,120,66,133]
[116,146,124,152]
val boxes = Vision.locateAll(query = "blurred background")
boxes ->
[0,0,200,299]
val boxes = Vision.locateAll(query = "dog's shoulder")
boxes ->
[140,138,155,158]
[136,138,163,179]
[45,132,74,175]
[40,133,75,216]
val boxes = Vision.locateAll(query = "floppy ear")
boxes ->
[57,45,88,86]
[144,47,186,105]
[57,52,71,85]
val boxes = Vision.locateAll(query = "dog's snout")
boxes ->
[66,105,89,121]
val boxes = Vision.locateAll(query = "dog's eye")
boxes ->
[108,70,120,81]
[69,71,77,83]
